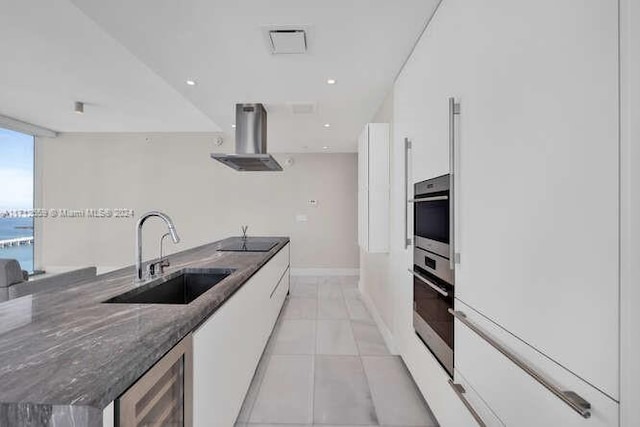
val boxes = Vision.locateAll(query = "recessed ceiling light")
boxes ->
[186,80,196,86]
[323,123,331,128]
[322,146,329,150]
[231,124,236,128]
[327,79,336,85]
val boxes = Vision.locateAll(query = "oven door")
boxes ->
[412,267,454,377]
[413,175,450,259]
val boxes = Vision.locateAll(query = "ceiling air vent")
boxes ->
[263,26,309,54]
[288,102,316,115]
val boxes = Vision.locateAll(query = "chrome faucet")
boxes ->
[135,211,180,282]
[157,232,171,275]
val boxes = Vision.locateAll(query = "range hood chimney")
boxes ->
[211,103,283,171]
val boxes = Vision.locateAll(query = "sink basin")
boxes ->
[104,268,235,305]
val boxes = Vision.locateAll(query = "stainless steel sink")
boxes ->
[104,268,235,305]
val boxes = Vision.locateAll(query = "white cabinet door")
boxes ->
[394,3,465,185]
[193,244,289,427]
[358,128,369,249]
[368,123,390,253]
[358,123,390,253]
[269,266,290,324]
[453,0,619,399]
[400,328,490,427]
[455,300,619,427]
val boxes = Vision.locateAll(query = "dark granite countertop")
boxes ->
[0,236,289,426]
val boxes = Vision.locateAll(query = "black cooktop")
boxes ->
[217,240,278,252]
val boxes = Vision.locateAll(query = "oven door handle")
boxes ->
[409,269,449,297]
[408,195,449,203]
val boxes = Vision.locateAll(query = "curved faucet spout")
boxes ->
[135,211,180,282]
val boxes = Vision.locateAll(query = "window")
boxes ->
[0,128,34,272]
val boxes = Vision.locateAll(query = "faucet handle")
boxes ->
[147,262,157,278]
[159,258,170,274]
[147,258,169,278]
[241,225,249,239]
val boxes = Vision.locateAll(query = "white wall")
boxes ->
[359,91,395,344]
[35,133,358,272]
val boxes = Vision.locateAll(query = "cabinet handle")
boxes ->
[270,267,290,298]
[404,137,412,249]
[449,309,592,419]
[449,98,460,269]
[448,380,487,427]
[408,269,449,297]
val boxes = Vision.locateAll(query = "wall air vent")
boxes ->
[263,25,311,54]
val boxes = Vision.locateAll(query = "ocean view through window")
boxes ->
[0,128,34,272]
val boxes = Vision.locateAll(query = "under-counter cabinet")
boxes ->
[193,243,289,427]
[102,243,290,427]
[358,123,390,253]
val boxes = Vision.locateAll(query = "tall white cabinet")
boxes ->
[453,0,619,406]
[392,0,621,425]
[358,123,390,253]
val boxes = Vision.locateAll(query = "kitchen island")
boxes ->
[0,236,290,427]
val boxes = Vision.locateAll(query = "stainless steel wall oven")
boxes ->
[411,174,455,377]
[413,174,451,259]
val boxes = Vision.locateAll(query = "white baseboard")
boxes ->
[290,268,359,276]
[359,279,398,355]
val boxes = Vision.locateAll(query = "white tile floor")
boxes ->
[235,276,439,427]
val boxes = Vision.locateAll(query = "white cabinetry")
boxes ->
[393,0,619,424]
[400,331,484,427]
[454,300,618,427]
[394,58,455,186]
[358,123,390,253]
[103,402,115,427]
[452,0,619,400]
[192,244,290,427]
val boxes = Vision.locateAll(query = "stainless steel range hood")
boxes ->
[211,103,283,171]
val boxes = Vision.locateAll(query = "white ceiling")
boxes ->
[1,0,439,152]
[0,1,218,133]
